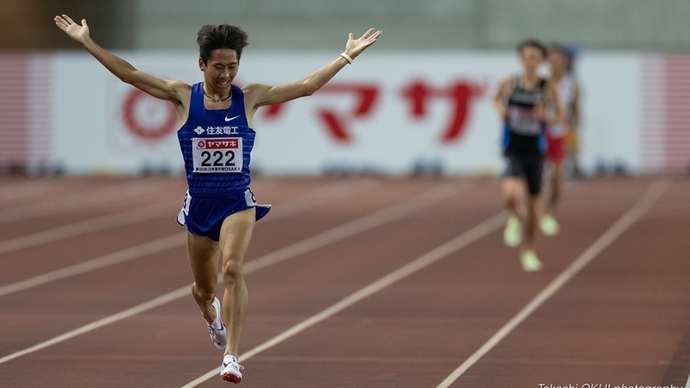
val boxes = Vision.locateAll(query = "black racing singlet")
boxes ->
[502,76,547,155]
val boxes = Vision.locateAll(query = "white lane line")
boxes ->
[435,180,670,388]
[0,180,77,202]
[0,180,380,298]
[0,286,192,366]
[0,201,172,256]
[0,181,166,224]
[259,179,381,219]
[0,234,184,298]
[0,183,465,366]
[238,183,465,273]
[181,212,507,388]
[685,372,690,388]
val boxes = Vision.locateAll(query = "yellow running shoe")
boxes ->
[540,214,560,236]
[503,215,522,247]
[520,250,543,272]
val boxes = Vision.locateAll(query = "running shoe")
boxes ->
[207,297,227,350]
[540,214,560,236]
[520,250,543,272]
[220,355,244,383]
[503,215,522,247]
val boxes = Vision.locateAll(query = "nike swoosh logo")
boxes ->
[224,115,240,122]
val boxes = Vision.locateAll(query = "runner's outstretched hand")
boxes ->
[54,14,91,46]
[344,28,382,60]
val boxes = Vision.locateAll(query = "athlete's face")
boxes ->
[519,46,545,75]
[199,49,239,91]
[548,51,566,76]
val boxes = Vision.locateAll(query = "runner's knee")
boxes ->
[502,182,520,202]
[221,259,244,284]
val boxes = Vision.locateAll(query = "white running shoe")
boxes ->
[220,355,244,384]
[207,297,227,350]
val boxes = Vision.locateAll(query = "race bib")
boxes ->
[192,137,243,173]
[508,107,541,135]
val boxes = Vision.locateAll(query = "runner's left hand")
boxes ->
[344,28,382,60]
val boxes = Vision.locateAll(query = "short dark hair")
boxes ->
[517,39,546,57]
[197,25,249,64]
[547,43,567,56]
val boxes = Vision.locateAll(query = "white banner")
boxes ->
[48,51,647,176]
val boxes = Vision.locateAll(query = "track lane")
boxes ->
[0,180,468,386]
[0,177,687,387]
[438,181,670,388]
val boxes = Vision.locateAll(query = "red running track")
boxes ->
[0,176,689,387]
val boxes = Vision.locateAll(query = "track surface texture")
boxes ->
[0,176,689,388]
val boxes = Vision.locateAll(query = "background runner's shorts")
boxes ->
[176,188,271,241]
[503,152,545,196]
[546,134,567,164]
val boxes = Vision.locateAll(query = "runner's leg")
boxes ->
[218,207,256,357]
[187,232,220,323]
[519,194,543,272]
[502,177,524,220]
[502,177,524,247]
[547,161,563,215]
[524,195,540,251]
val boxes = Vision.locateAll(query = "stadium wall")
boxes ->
[1,51,688,176]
